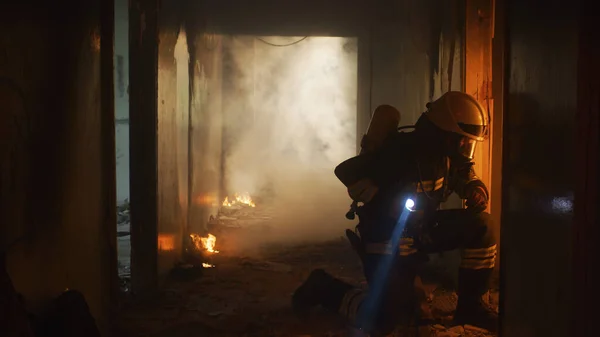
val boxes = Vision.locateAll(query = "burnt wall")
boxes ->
[501,0,578,336]
[0,2,115,335]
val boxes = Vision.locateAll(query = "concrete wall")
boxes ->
[501,0,578,336]
[0,2,115,335]
[197,0,462,127]
[573,2,600,336]
[370,0,463,126]
[188,32,224,232]
[114,0,130,205]
[129,0,159,295]
[156,24,190,277]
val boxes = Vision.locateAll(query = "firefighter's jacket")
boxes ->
[335,131,488,242]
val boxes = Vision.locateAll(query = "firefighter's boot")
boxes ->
[292,269,353,318]
[454,268,498,332]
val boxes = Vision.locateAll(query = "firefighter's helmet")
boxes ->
[424,91,489,159]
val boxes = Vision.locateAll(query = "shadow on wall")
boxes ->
[1,5,114,335]
[0,77,31,249]
[505,93,575,204]
[501,92,574,337]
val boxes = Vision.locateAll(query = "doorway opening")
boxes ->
[113,0,131,291]
[211,35,359,253]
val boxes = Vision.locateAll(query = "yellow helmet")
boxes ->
[424,91,489,159]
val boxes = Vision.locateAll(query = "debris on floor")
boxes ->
[169,263,204,282]
[115,196,498,337]
[239,259,293,273]
[114,238,498,337]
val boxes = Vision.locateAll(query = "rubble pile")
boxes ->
[201,193,275,254]
[208,208,273,232]
[212,193,273,228]
[117,200,131,235]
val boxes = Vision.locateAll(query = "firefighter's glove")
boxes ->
[465,183,489,212]
[347,179,379,203]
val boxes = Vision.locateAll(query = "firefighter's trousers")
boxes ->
[337,209,496,334]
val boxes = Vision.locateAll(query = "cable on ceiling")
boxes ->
[255,36,308,47]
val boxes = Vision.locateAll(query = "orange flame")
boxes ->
[222,192,256,208]
[190,233,219,253]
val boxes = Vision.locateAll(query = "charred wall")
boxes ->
[0,1,115,335]
[501,0,578,336]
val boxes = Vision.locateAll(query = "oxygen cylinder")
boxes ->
[336,105,401,220]
[359,104,401,154]
[335,104,401,187]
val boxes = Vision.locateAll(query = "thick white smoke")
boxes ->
[222,36,358,243]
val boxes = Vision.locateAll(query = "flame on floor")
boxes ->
[222,192,256,208]
[190,233,219,253]
[202,263,215,268]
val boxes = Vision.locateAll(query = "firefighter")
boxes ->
[292,91,498,335]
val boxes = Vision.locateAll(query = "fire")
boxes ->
[222,192,256,208]
[202,263,215,268]
[190,233,219,253]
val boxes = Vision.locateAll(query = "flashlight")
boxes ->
[405,198,415,212]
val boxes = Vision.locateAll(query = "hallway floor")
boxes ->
[113,238,497,337]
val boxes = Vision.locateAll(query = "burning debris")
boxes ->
[214,192,272,224]
[190,233,219,254]
[183,233,220,271]
[204,192,276,256]
[221,192,256,208]
[176,192,272,277]
[173,232,221,280]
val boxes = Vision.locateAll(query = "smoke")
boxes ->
[221,35,358,244]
